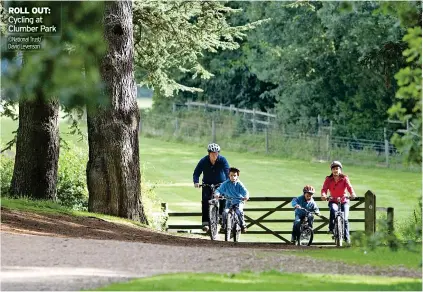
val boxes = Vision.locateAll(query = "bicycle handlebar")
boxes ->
[325,195,355,202]
[199,183,221,189]
[297,207,320,216]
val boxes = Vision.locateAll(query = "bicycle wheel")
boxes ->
[233,215,241,242]
[335,216,343,247]
[208,204,218,240]
[298,226,314,246]
[225,212,232,242]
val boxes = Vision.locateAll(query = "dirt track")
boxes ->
[1,207,421,291]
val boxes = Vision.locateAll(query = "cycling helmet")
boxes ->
[207,143,220,153]
[330,160,342,169]
[303,185,315,195]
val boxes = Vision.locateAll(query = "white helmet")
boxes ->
[330,160,342,169]
[207,143,220,153]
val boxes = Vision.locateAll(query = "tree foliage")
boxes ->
[132,0,268,97]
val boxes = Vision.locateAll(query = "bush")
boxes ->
[140,165,167,230]
[56,145,89,210]
[351,198,422,263]
[398,198,422,242]
[0,154,14,196]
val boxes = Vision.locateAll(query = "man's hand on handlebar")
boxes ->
[194,183,199,188]
[294,204,301,209]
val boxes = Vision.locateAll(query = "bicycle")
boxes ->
[200,183,221,240]
[295,207,319,246]
[222,198,247,242]
[327,195,352,247]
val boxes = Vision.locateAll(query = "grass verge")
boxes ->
[292,246,422,270]
[0,197,147,228]
[92,271,422,291]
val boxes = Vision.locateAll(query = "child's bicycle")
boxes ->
[224,202,243,242]
[200,183,221,241]
[327,195,351,247]
[295,207,318,246]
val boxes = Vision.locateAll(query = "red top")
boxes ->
[321,174,355,204]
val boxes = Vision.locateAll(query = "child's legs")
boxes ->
[222,208,229,228]
[341,203,350,241]
[328,202,338,231]
[292,214,302,240]
[307,213,314,228]
[235,208,245,227]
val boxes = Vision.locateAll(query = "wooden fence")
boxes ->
[163,190,393,245]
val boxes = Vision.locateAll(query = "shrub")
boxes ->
[140,167,167,230]
[0,154,14,196]
[56,145,89,210]
[397,198,422,242]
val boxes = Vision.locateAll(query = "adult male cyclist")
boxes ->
[193,143,230,232]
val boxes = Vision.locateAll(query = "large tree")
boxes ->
[86,0,146,222]
[1,1,105,199]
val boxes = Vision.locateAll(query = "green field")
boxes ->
[93,271,422,291]
[1,117,421,243]
[137,136,421,242]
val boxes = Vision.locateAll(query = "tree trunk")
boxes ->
[10,95,60,200]
[86,0,147,223]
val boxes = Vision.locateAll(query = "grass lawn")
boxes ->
[292,246,422,270]
[93,271,422,291]
[1,117,421,243]
[137,136,421,242]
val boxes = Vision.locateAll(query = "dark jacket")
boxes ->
[193,155,229,184]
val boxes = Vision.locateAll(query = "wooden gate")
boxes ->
[164,190,377,245]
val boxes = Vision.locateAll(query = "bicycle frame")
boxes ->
[327,196,345,247]
[296,207,316,246]
[200,183,221,240]
[225,203,242,242]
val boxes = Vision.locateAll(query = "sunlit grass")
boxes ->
[92,271,422,291]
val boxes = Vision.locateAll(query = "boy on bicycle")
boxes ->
[291,185,320,244]
[214,167,249,233]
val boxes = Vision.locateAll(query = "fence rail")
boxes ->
[163,190,383,245]
[181,100,277,118]
[140,108,414,170]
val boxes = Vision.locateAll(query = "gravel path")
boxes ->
[1,232,420,291]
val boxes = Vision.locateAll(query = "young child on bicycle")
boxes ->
[214,167,249,233]
[321,160,356,245]
[291,185,320,244]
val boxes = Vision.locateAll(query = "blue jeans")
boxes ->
[329,202,350,241]
[291,211,314,241]
[222,204,245,228]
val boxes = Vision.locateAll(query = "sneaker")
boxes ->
[290,239,296,245]
[202,225,209,232]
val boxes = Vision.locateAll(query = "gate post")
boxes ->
[364,190,376,235]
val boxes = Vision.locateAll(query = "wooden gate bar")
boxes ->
[165,191,380,245]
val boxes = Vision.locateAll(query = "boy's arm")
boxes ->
[214,183,225,197]
[238,182,249,200]
[313,201,320,214]
[291,196,300,208]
